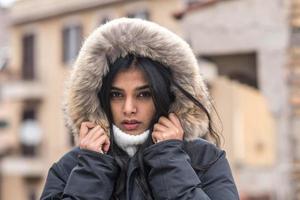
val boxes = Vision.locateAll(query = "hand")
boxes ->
[79,122,110,154]
[152,113,184,143]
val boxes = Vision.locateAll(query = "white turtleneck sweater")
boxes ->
[113,125,149,157]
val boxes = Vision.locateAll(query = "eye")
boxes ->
[137,91,152,98]
[110,91,123,99]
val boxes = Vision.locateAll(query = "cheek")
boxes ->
[145,103,156,119]
[110,103,120,121]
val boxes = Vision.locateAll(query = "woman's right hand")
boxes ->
[79,122,110,154]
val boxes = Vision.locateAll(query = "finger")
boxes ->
[80,122,96,139]
[152,131,164,143]
[168,113,182,130]
[87,135,103,152]
[81,121,97,130]
[79,123,89,139]
[79,137,87,149]
[169,114,184,140]
[152,131,158,143]
[93,134,109,153]
[90,127,105,141]
[159,116,179,135]
[102,137,110,153]
[80,126,104,150]
[85,126,101,141]
[158,116,175,129]
[153,123,168,132]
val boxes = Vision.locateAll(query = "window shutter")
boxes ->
[22,34,35,80]
[62,24,83,64]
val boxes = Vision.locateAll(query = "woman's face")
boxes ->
[110,66,156,135]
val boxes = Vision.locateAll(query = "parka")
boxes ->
[40,18,240,200]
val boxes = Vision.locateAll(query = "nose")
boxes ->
[123,97,137,115]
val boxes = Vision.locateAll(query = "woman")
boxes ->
[41,18,239,200]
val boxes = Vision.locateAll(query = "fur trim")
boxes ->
[63,18,211,141]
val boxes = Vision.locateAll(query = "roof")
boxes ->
[173,0,221,20]
[10,0,131,25]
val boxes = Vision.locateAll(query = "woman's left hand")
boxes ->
[152,113,184,143]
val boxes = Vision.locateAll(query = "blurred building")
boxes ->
[0,3,12,144]
[0,0,184,199]
[2,0,299,200]
[290,0,300,199]
[175,0,299,199]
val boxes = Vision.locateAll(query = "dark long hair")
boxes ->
[98,54,220,199]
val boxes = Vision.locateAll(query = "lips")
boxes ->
[121,120,141,131]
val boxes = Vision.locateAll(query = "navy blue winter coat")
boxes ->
[41,139,239,199]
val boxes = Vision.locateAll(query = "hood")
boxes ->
[63,18,211,141]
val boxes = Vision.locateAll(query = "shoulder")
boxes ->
[51,147,80,179]
[57,146,80,165]
[183,139,239,198]
[183,138,225,169]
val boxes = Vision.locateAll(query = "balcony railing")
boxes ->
[0,81,44,101]
[0,156,45,177]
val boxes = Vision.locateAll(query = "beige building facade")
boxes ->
[0,0,184,199]
[2,0,294,199]
[176,0,300,199]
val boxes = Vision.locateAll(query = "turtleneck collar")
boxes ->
[113,124,149,157]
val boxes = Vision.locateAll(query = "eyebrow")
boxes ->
[111,85,150,91]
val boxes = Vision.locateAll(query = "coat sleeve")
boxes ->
[40,149,119,200]
[143,140,239,200]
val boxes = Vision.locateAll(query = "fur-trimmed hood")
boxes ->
[63,18,211,141]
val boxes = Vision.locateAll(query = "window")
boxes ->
[22,34,35,80]
[99,16,111,25]
[62,24,83,64]
[202,52,258,89]
[291,27,300,47]
[0,120,9,129]
[0,46,9,71]
[127,10,150,20]
[184,0,218,6]
[20,101,42,157]
[184,0,201,5]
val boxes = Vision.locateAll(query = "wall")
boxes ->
[2,0,184,199]
[180,0,292,199]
